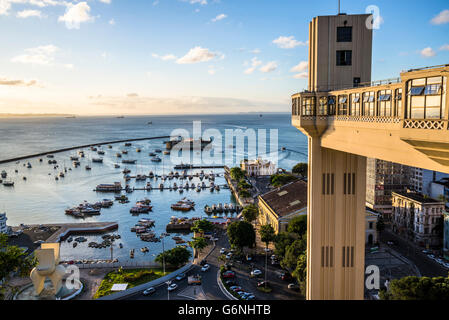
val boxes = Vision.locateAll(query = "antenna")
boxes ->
[338,0,341,14]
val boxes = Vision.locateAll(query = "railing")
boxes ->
[294,77,401,94]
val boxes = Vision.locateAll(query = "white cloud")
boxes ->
[293,72,308,79]
[421,47,436,58]
[244,57,262,74]
[259,61,278,73]
[272,36,306,49]
[250,49,260,54]
[0,76,40,87]
[176,46,218,64]
[58,2,94,29]
[99,0,111,3]
[186,0,207,5]
[431,9,449,25]
[152,53,177,61]
[211,13,226,22]
[290,61,308,73]
[0,0,12,15]
[440,44,449,51]
[11,45,59,65]
[16,9,43,18]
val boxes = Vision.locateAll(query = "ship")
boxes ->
[165,137,213,151]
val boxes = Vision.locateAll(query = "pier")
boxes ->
[0,135,170,164]
[31,222,119,242]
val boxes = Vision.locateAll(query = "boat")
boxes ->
[122,160,137,164]
[27,162,32,168]
[155,149,162,153]
[151,156,162,163]
[59,172,65,177]
[148,171,154,179]
[171,199,195,211]
[125,143,132,147]
[146,182,152,190]
[1,170,7,178]
[97,150,105,155]
[114,164,120,169]
[101,199,114,208]
[149,152,156,157]
[116,153,122,158]
[108,145,113,149]
[122,150,128,155]
[70,156,79,161]
[122,168,131,174]
[3,180,14,186]
[73,242,77,248]
[96,182,122,192]
[130,249,135,259]
[215,185,220,191]
[85,165,91,170]
[136,148,141,153]
[92,158,103,163]
[163,151,170,155]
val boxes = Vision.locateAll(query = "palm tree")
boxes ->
[189,237,208,260]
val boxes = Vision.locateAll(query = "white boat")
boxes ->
[3,180,14,186]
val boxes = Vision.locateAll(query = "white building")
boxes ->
[0,212,8,234]
[241,158,276,177]
[366,208,380,245]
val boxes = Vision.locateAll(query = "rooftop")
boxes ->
[392,191,444,204]
[259,179,307,217]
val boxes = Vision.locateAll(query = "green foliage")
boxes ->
[230,167,245,181]
[0,234,37,299]
[292,163,308,177]
[287,215,307,237]
[238,189,251,199]
[274,232,297,257]
[189,237,208,257]
[155,246,192,268]
[381,276,449,300]
[227,221,256,250]
[238,180,252,190]
[242,204,259,222]
[292,253,307,283]
[259,224,276,247]
[191,219,214,234]
[270,174,298,187]
[376,216,385,234]
[280,237,307,271]
[94,268,167,299]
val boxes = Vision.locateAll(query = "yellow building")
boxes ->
[258,180,307,234]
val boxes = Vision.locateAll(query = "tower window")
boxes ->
[337,26,352,42]
[336,50,352,66]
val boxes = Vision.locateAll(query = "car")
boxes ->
[271,260,280,265]
[422,250,431,254]
[220,248,226,254]
[223,271,236,278]
[226,253,232,260]
[237,291,247,297]
[223,263,232,271]
[263,248,271,253]
[226,280,237,286]
[428,254,436,260]
[167,283,178,292]
[199,259,208,266]
[251,269,262,277]
[142,287,156,296]
[288,283,300,291]
[230,286,242,292]
[280,272,292,281]
[213,238,219,242]
[244,294,256,300]
[270,254,276,260]
[201,264,210,272]
[257,281,269,287]
[175,273,186,281]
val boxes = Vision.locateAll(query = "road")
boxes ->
[380,229,448,277]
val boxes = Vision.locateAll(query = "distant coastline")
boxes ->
[0,113,76,118]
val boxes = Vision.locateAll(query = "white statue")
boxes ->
[30,243,66,296]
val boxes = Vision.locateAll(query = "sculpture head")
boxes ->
[30,243,65,296]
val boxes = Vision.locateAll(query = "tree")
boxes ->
[259,224,276,248]
[242,204,259,223]
[0,234,37,299]
[238,189,251,199]
[274,232,297,257]
[238,180,252,190]
[230,167,245,181]
[227,221,256,251]
[287,215,307,237]
[189,237,208,258]
[270,174,298,187]
[292,163,308,178]
[280,237,307,271]
[155,246,192,268]
[191,219,214,234]
[292,252,307,283]
[380,276,449,300]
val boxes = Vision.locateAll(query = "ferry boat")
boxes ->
[92,158,103,163]
[151,156,162,163]
[95,182,122,192]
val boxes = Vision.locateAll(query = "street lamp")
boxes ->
[160,233,168,276]
[166,280,172,301]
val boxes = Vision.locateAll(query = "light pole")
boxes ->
[166,280,172,301]
[265,246,268,289]
[160,233,168,276]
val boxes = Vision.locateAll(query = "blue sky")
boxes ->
[0,0,448,115]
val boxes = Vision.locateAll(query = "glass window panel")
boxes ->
[328,98,335,105]
[427,77,442,84]
[426,107,441,119]
[410,86,425,96]
[339,96,347,103]
[425,84,441,95]
[411,107,424,119]
[383,94,392,101]
[412,78,426,86]
[353,96,360,103]
[368,96,375,103]
[411,96,425,107]
[426,95,441,107]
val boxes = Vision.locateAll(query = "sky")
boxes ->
[0,0,448,115]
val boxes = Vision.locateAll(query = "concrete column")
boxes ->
[307,137,366,300]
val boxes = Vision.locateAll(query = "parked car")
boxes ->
[199,259,208,266]
[223,263,232,271]
[220,248,226,254]
[201,264,210,272]
[167,283,178,292]
[226,253,233,260]
[223,271,236,278]
[175,273,186,281]
[288,283,300,291]
[270,254,276,260]
[280,272,292,281]
[142,287,156,296]
[251,269,262,277]
[230,286,243,292]
[257,281,269,287]
[422,250,431,254]
[226,280,237,286]
[244,294,256,300]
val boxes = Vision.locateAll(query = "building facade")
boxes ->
[366,158,411,219]
[258,180,307,234]
[366,208,380,245]
[241,159,276,177]
[392,191,445,248]
[0,212,8,234]
[444,212,449,260]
